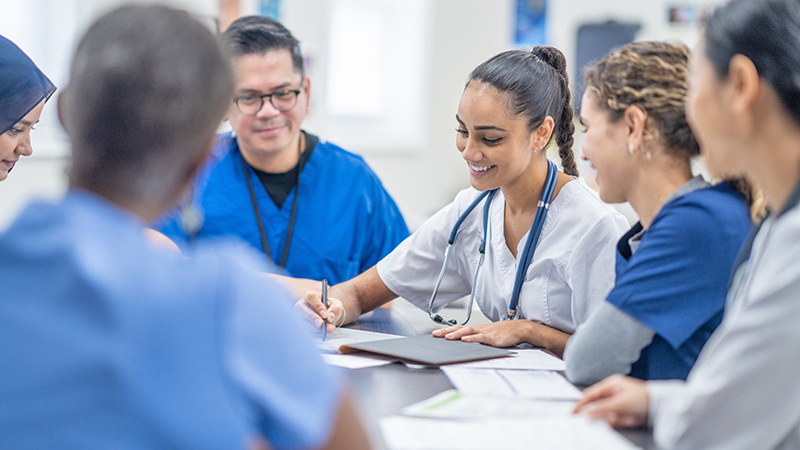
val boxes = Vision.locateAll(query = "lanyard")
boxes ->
[242,136,304,268]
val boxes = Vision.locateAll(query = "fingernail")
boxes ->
[314,319,321,327]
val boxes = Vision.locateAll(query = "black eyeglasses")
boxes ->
[233,89,301,115]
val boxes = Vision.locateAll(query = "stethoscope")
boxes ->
[428,159,559,326]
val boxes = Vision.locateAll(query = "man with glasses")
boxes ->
[156,16,409,285]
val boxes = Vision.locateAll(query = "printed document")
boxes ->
[401,390,574,419]
[316,327,403,354]
[447,348,565,371]
[441,367,582,400]
[379,415,641,450]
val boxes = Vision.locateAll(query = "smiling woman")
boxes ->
[299,46,630,359]
[0,34,56,182]
[563,41,754,386]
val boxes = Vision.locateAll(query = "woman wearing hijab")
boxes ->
[0,34,56,182]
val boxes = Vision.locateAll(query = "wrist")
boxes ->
[523,320,569,358]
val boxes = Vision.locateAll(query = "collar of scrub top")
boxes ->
[728,176,800,290]
[0,34,56,135]
[428,159,559,326]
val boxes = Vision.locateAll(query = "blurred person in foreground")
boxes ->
[0,5,370,450]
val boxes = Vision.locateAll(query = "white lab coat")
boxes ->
[647,207,800,450]
[377,178,629,332]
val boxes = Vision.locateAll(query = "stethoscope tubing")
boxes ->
[428,160,558,325]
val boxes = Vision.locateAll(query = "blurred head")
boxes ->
[221,16,309,165]
[686,0,800,180]
[457,47,577,192]
[580,41,695,203]
[60,5,234,212]
[0,35,56,181]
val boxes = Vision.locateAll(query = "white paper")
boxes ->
[379,415,641,450]
[321,353,395,369]
[401,390,575,419]
[449,348,566,371]
[316,327,403,354]
[441,367,582,400]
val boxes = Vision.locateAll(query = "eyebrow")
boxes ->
[18,120,38,126]
[455,115,508,132]
[236,82,297,95]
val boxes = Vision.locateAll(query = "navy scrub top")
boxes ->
[607,182,752,380]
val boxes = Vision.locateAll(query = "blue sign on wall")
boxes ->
[515,0,547,46]
[259,0,280,20]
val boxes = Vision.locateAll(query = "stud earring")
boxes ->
[628,143,635,155]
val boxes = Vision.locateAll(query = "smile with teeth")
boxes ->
[470,163,495,172]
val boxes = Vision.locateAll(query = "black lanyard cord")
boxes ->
[241,135,304,268]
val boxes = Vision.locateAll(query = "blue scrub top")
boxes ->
[0,191,343,450]
[156,131,410,284]
[607,182,752,380]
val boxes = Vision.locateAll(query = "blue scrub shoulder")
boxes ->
[608,182,752,380]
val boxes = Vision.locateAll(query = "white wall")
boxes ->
[0,0,720,230]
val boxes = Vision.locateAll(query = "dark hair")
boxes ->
[704,0,800,125]
[62,5,234,203]
[583,41,698,159]
[468,47,578,176]
[221,16,304,78]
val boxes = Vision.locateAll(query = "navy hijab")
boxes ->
[0,34,56,136]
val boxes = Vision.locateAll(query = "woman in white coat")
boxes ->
[299,46,628,358]
[574,0,800,448]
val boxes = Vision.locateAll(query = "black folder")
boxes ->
[339,334,512,366]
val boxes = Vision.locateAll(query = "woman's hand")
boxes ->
[433,320,570,357]
[573,374,649,428]
[294,291,345,334]
[432,320,535,348]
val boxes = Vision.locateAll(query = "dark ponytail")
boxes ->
[468,46,579,177]
[532,46,578,177]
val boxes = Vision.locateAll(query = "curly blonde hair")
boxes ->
[584,41,697,158]
[584,41,764,221]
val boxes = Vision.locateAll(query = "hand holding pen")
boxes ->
[293,286,345,333]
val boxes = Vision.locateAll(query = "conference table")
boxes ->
[340,302,657,450]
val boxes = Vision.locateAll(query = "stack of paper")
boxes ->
[379,415,641,450]
[441,367,582,400]
[447,348,566,371]
[400,389,574,419]
[316,327,403,354]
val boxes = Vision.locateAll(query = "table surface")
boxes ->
[343,304,657,450]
